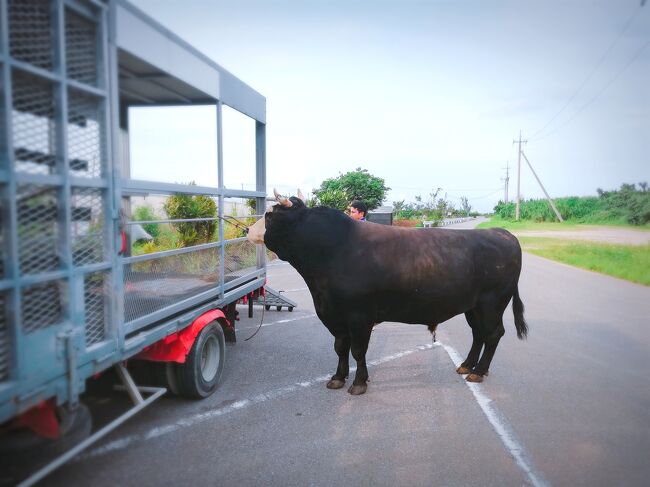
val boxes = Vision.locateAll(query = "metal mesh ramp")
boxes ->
[253,287,297,312]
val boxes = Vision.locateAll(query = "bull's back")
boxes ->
[350,225,521,322]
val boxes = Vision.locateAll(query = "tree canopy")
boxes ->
[311,168,389,211]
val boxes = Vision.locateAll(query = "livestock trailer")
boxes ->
[0,0,267,483]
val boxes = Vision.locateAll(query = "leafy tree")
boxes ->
[459,196,472,216]
[308,188,348,211]
[392,188,457,225]
[392,200,406,213]
[312,168,389,210]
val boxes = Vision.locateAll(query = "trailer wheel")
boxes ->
[288,307,294,312]
[175,322,225,399]
[276,306,282,311]
[265,305,271,311]
[165,362,181,395]
[0,403,91,476]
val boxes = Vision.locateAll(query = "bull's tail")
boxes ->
[512,285,528,340]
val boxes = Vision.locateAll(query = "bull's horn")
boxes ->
[297,189,305,202]
[273,188,292,207]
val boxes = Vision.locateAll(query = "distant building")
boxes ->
[367,206,394,225]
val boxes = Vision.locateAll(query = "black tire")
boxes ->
[276,306,282,311]
[0,403,92,480]
[265,305,271,311]
[174,322,225,399]
[288,307,294,312]
[165,362,181,395]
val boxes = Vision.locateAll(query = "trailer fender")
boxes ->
[13,399,60,439]
[137,310,230,363]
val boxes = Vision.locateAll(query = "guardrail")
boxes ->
[422,217,476,228]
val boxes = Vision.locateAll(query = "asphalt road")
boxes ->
[35,220,650,486]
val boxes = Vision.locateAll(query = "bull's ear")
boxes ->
[297,189,305,203]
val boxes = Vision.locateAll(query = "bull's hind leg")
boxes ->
[465,298,507,382]
[327,335,350,390]
[457,310,483,375]
[467,317,505,382]
[348,324,372,395]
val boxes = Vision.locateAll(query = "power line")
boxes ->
[529,6,642,141]
[533,35,650,142]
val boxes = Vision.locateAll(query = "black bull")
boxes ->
[248,196,527,395]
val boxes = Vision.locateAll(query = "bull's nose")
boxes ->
[247,215,266,244]
[246,228,264,245]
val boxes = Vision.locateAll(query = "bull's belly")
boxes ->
[377,296,474,325]
[379,310,461,325]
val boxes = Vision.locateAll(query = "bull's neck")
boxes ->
[286,208,356,275]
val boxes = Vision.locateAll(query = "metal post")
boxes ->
[0,0,24,382]
[515,132,523,220]
[505,162,509,204]
[114,362,143,405]
[255,120,266,269]
[217,100,225,300]
[520,151,564,222]
[54,0,77,333]
[107,0,125,351]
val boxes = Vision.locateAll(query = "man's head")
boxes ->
[348,200,368,221]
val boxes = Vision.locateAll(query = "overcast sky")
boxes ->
[128,0,649,213]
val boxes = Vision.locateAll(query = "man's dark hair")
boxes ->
[350,200,368,217]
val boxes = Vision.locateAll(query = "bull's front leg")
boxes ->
[348,324,372,395]
[327,335,350,390]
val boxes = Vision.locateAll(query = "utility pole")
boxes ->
[513,131,526,220]
[520,151,564,222]
[501,161,510,204]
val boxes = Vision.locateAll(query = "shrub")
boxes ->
[132,205,160,238]
[163,188,217,247]
[492,182,650,225]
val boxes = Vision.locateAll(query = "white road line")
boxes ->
[439,342,549,487]
[236,313,317,331]
[81,338,546,487]
[78,343,436,461]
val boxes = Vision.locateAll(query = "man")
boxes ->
[348,200,368,221]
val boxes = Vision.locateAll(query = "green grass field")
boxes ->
[518,237,650,286]
[477,216,650,232]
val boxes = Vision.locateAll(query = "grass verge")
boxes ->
[477,216,650,232]
[518,236,650,286]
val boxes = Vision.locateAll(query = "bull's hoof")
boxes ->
[326,379,346,389]
[466,373,484,383]
[456,365,472,375]
[348,383,367,395]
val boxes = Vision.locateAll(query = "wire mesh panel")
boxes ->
[0,191,5,280]
[21,279,65,333]
[84,271,109,346]
[124,246,222,324]
[266,248,278,264]
[71,187,104,266]
[65,8,98,87]
[0,292,9,381]
[12,71,58,175]
[68,88,106,178]
[224,239,258,280]
[17,184,61,275]
[8,0,54,72]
